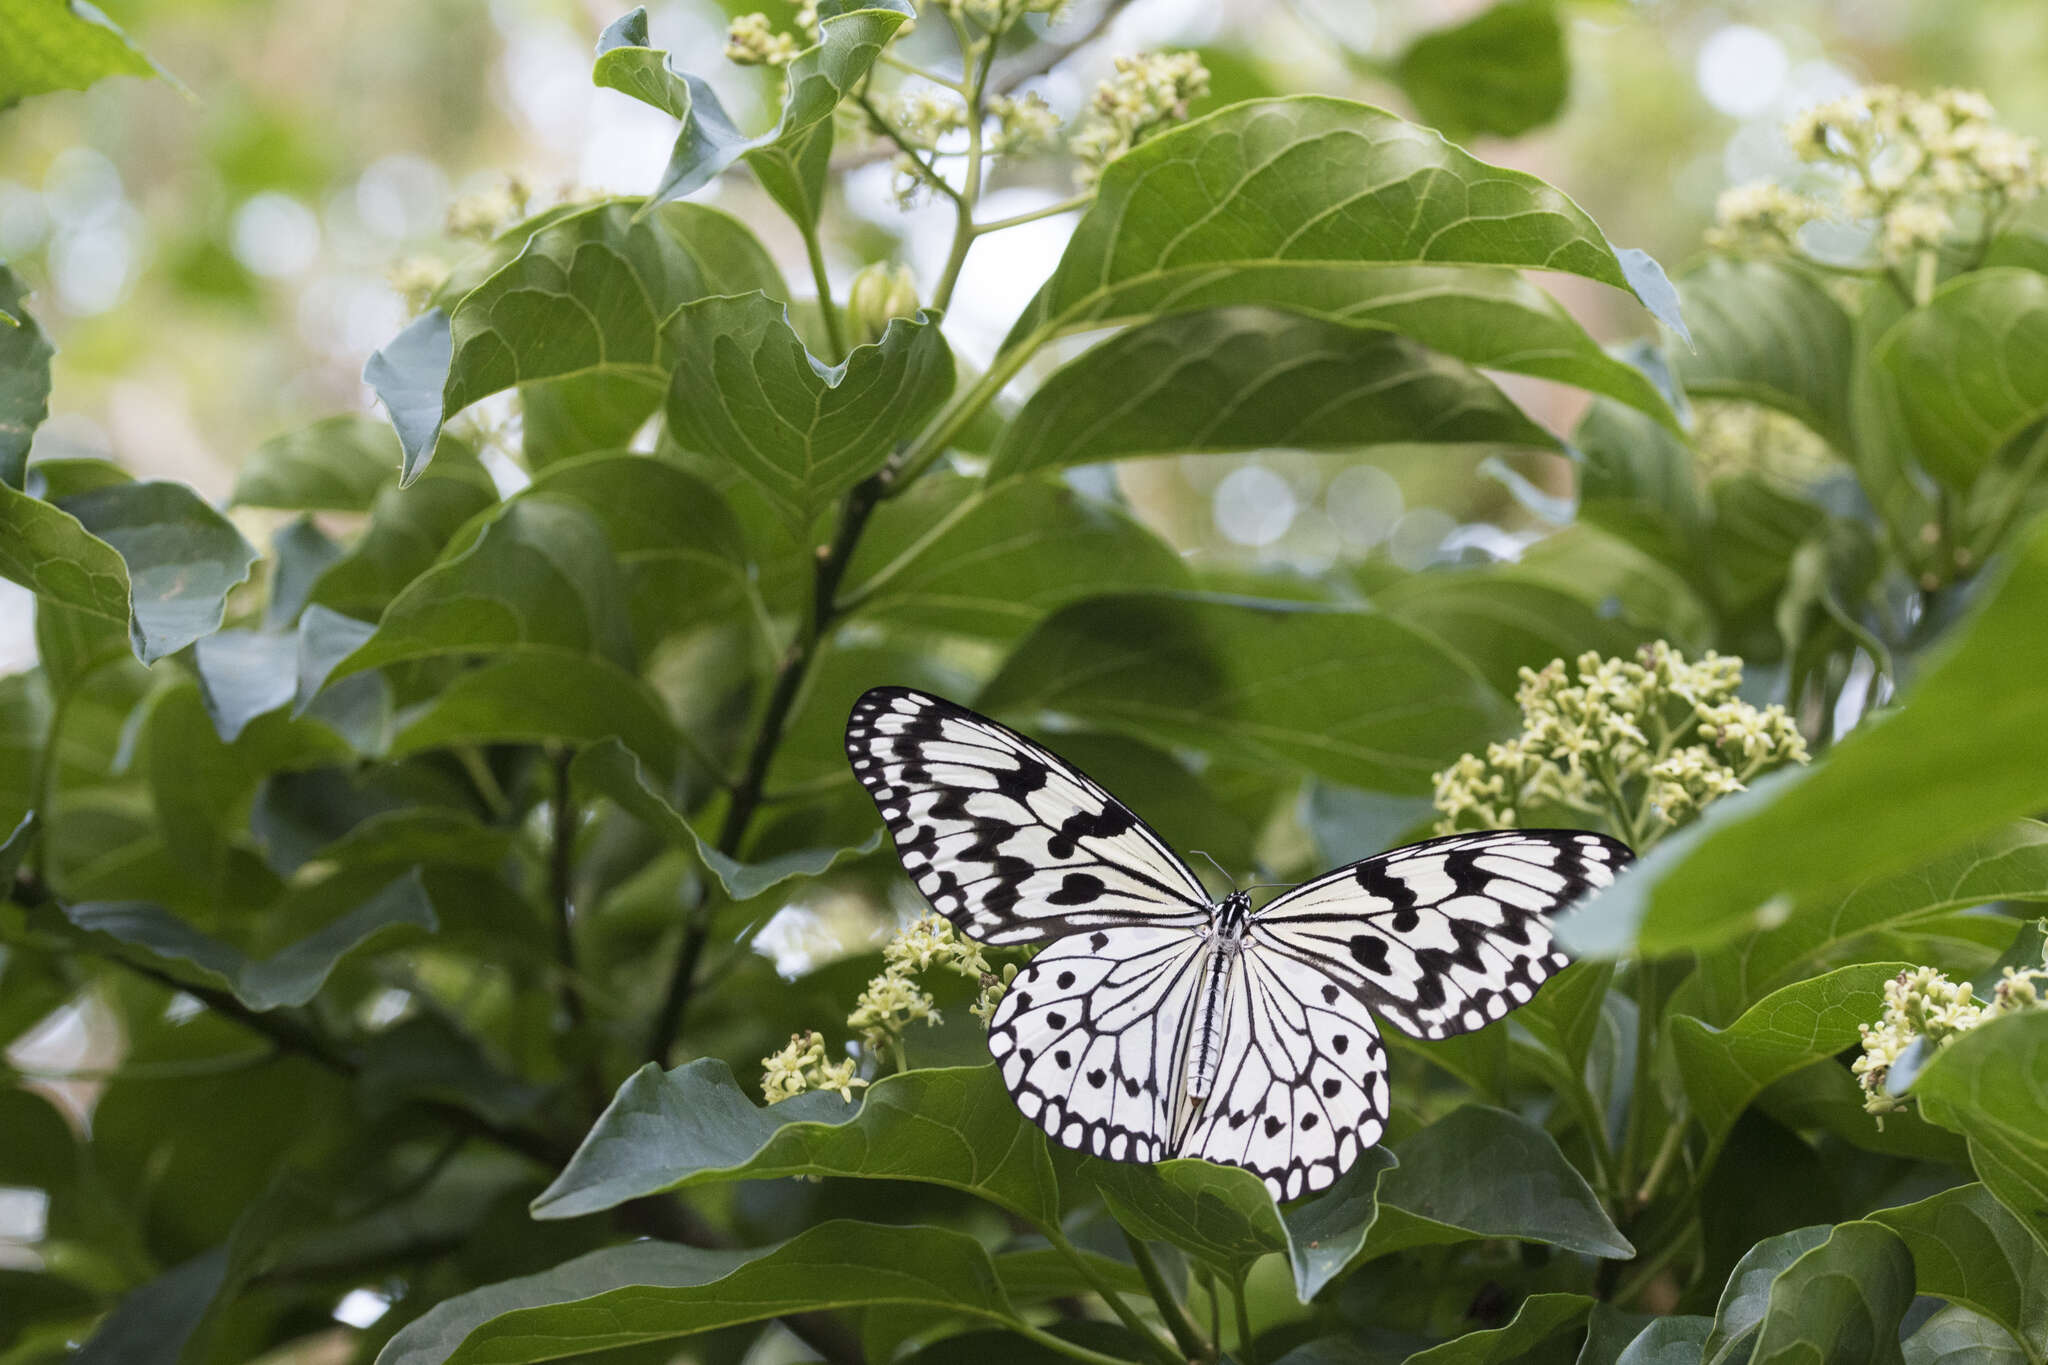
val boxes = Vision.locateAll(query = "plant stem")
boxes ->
[1634,1113,1688,1207]
[1118,1228,1211,1362]
[1229,1274,1258,1365]
[27,687,72,884]
[549,745,585,1033]
[1619,958,1660,1193]
[972,194,1092,235]
[802,223,848,361]
[887,329,1044,492]
[644,475,887,1064]
[1011,1321,1147,1365]
[856,91,963,207]
[931,9,997,314]
[455,745,513,820]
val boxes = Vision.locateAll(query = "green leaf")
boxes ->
[1694,822,2048,1023]
[1393,2,1568,141]
[1904,1306,2032,1365]
[594,2,915,226]
[58,870,435,1010]
[571,737,875,900]
[374,1221,1016,1365]
[533,1060,1061,1226]
[1877,269,2048,489]
[1403,1293,1593,1363]
[1748,1221,1914,1365]
[989,309,1555,481]
[1667,962,1911,1169]
[1868,1183,2047,1363]
[306,450,498,619]
[1376,569,1654,697]
[978,592,1509,794]
[1912,1010,2048,1254]
[1676,259,1854,453]
[1280,1145,1400,1300]
[1703,1225,1833,1365]
[664,295,954,534]
[193,628,300,744]
[841,473,1193,644]
[1511,523,1714,651]
[0,0,169,110]
[1613,1316,1712,1365]
[1009,97,1686,350]
[231,414,401,512]
[332,498,633,680]
[1556,514,2048,958]
[0,474,259,664]
[367,199,785,482]
[386,650,680,780]
[1086,1159,1281,1281]
[1366,1105,1631,1259]
[69,1250,224,1365]
[0,266,52,488]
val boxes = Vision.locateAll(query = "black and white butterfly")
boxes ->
[845,686,1631,1201]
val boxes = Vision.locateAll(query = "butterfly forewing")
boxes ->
[1249,830,1631,1039]
[845,687,1210,944]
[987,925,1205,1163]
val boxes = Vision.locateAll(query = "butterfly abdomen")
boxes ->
[1184,892,1252,1103]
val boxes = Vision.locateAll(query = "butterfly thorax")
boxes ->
[1184,891,1253,1105]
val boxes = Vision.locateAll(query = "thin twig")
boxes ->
[1118,1228,1210,1362]
[549,746,585,1033]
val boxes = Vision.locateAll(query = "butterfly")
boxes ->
[845,686,1631,1201]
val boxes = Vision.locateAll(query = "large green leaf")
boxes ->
[593,2,914,227]
[384,649,680,779]
[230,414,402,513]
[1393,2,1568,141]
[978,592,1509,794]
[374,1221,1015,1365]
[664,294,954,533]
[1556,514,2048,958]
[1912,1011,2048,1253]
[1007,97,1686,351]
[1403,1293,1592,1363]
[1748,1222,1914,1365]
[989,309,1555,481]
[1375,570,1653,697]
[533,1060,1061,1226]
[0,265,52,488]
[571,737,875,900]
[840,474,1192,643]
[1694,823,2048,1023]
[1703,1226,1834,1365]
[1905,1306,2032,1365]
[305,449,498,619]
[1365,1105,1631,1260]
[366,200,784,482]
[0,0,167,109]
[1868,1183,2047,1363]
[332,498,633,679]
[56,871,434,1010]
[1668,962,1912,1168]
[0,474,258,664]
[1676,259,1854,453]
[1877,269,2048,489]
[1614,1316,1712,1365]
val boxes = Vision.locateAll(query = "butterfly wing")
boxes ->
[1176,943,1389,1201]
[987,925,1206,1162]
[846,687,1211,945]
[1250,830,1631,1039]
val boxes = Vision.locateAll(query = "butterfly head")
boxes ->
[1211,889,1252,944]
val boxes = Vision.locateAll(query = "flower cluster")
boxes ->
[989,91,1062,154]
[760,1029,867,1103]
[760,915,1014,1103]
[1854,945,2048,1116]
[930,0,1068,26]
[1432,644,1809,847]
[1071,51,1209,186]
[445,176,533,241]
[1713,85,2046,265]
[1691,399,1840,488]
[725,8,814,68]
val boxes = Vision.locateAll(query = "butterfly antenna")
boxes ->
[1187,849,1237,893]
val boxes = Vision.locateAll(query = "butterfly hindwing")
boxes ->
[1249,830,1631,1039]
[846,687,1210,944]
[1178,944,1389,1201]
[987,925,1205,1162]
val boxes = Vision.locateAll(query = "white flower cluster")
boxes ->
[1713,85,2046,264]
[929,0,1068,26]
[760,914,1013,1103]
[1854,946,2048,1117]
[725,6,819,68]
[1691,399,1840,488]
[1432,644,1808,846]
[760,1029,867,1103]
[446,176,533,242]
[886,88,1061,206]
[1071,52,1209,186]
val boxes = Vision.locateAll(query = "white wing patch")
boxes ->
[987,926,1205,1162]
[1177,946,1388,1201]
[1250,830,1631,1039]
[846,687,1209,944]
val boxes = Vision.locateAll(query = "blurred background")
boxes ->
[2,0,2045,670]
